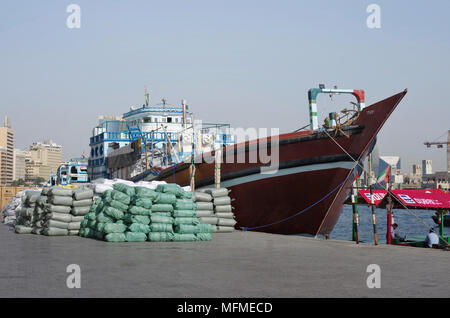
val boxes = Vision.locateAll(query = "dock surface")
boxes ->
[0,224,449,298]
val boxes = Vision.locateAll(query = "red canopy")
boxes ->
[358,190,387,206]
[358,189,450,209]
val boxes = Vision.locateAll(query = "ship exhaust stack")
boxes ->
[308,87,366,130]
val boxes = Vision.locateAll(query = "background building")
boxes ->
[412,164,422,176]
[26,140,62,181]
[13,149,30,181]
[422,159,432,176]
[0,116,14,186]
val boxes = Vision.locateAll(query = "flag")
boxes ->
[377,165,391,184]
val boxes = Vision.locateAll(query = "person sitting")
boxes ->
[391,223,407,242]
[424,228,440,248]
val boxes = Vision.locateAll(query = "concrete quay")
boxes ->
[0,224,448,298]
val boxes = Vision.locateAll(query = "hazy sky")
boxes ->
[1,0,449,172]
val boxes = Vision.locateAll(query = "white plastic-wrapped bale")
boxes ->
[207,187,237,233]
[1,191,26,225]
[31,189,48,235]
[14,190,41,234]
[192,191,215,223]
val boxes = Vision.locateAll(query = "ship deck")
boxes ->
[0,224,448,298]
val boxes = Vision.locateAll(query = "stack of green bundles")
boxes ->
[157,184,214,242]
[79,182,213,243]
[79,184,130,242]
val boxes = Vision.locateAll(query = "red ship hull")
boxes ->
[153,90,407,236]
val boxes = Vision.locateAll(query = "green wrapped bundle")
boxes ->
[135,187,158,200]
[173,210,197,217]
[196,233,212,241]
[108,199,129,212]
[173,233,198,242]
[153,193,177,204]
[173,217,199,226]
[80,219,89,228]
[128,206,152,216]
[174,201,197,211]
[125,232,147,242]
[86,212,97,221]
[105,233,126,242]
[103,206,125,220]
[88,220,97,229]
[195,223,214,233]
[96,222,106,233]
[128,223,150,234]
[152,212,172,218]
[96,212,114,223]
[104,223,127,234]
[149,223,173,233]
[113,183,136,197]
[152,204,174,213]
[174,224,197,234]
[156,183,184,197]
[179,191,193,199]
[150,215,174,224]
[148,232,174,242]
[101,189,113,201]
[110,190,131,205]
[132,197,153,209]
[124,214,150,225]
[79,227,91,237]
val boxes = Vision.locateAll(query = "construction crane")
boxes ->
[424,130,450,172]
[424,130,450,149]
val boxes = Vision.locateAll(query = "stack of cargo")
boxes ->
[118,183,148,242]
[193,191,216,226]
[193,188,236,232]
[1,191,26,225]
[204,188,237,233]
[79,180,213,242]
[31,188,49,234]
[158,184,214,241]
[148,186,175,242]
[15,190,41,234]
[69,188,94,236]
[41,187,74,236]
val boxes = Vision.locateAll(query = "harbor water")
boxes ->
[331,205,450,243]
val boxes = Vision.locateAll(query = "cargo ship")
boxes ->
[150,88,408,236]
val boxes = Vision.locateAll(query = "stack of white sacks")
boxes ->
[40,187,94,236]
[1,191,26,225]
[15,190,41,234]
[194,187,236,232]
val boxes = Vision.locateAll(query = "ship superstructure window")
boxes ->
[70,166,77,174]
[167,117,172,123]
[143,117,151,123]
